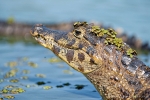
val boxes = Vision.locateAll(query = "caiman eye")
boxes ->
[75,30,81,35]
[73,29,83,38]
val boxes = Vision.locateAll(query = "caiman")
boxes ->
[30,22,150,100]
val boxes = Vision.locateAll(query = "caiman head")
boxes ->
[30,22,150,100]
[30,22,106,74]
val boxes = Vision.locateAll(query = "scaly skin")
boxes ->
[30,22,150,100]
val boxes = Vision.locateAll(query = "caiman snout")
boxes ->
[30,24,44,37]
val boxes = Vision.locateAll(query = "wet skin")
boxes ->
[30,22,150,100]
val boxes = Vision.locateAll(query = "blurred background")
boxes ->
[0,0,150,41]
[0,0,150,100]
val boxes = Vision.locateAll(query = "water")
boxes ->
[0,0,150,42]
[0,43,101,100]
[0,42,150,100]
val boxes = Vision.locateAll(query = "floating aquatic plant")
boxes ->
[4,69,18,78]
[10,88,25,94]
[5,61,17,68]
[90,24,125,50]
[28,62,38,68]
[10,79,19,83]
[4,95,15,99]
[63,82,71,86]
[1,89,9,94]
[43,86,52,90]
[36,74,46,78]
[126,48,137,58]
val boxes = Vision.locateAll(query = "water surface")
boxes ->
[0,43,150,100]
[0,43,101,100]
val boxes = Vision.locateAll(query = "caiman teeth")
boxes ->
[35,37,37,40]
[35,36,46,45]
[35,34,47,41]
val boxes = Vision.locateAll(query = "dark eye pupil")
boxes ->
[75,30,81,36]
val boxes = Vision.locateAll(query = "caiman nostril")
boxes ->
[30,24,43,37]
[30,27,38,36]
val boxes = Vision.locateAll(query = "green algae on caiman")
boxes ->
[30,22,150,100]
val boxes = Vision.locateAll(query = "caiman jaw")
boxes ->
[30,24,99,74]
[30,22,150,99]
[30,24,48,47]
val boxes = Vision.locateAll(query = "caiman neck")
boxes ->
[83,44,150,99]
[84,67,128,99]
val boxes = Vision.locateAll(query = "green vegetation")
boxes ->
[1,89,9,94]
[10,79,19,83]
[126,48,137,58]
[28,62,38,68]
[36,81,46,85]
[10,88,25,94]
[91,26,124,50]
[4,69,18,78]
[72,22,150,56]
[75,84,87,90]
[7,17,15,24]
[0,86,25,98]
[4,95,15,99]
[43,86,52,90]
[90,24,139,57]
